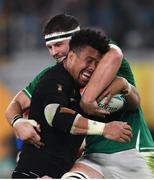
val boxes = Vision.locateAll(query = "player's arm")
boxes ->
[5,90,30,125]
[81,44,123,114]
[44,104,132,143]
[80,76,140,116]
[97,76,140,112]
[5,67,51,147]
[6,66,50,125]
[5,90,42,148]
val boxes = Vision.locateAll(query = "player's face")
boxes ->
[68,46,102,87]
[46,40,70,63]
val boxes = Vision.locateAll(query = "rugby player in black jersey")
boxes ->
[6,14,124,148]
[11,29,133,178]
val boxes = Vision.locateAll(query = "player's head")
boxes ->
[64,29,109,87]
[43,14,80,63]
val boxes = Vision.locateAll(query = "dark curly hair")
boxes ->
[69,29,110,55]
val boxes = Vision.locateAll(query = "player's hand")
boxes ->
[80,99,110,117]
[103,121,132,142]
[97,76,130,104]
[13,118,44,148]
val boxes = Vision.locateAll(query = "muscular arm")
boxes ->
[5,90,31,125]
[6,67,51,123]
[5,90,42,147]
[81,45,123,106]
[97,77,140,112]
[80,75,140,116]
[44,104,132,143]
[5,68,52,147]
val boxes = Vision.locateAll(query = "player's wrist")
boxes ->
[11,114,23,127]
[12,116,38,128]
[87,120,105,135]
[70,113,106,136]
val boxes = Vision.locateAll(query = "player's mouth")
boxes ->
[80,71,92,84]
[57,56,66,62]
[54,55,67,63]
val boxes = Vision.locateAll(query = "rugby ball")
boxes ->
[98,94,124,113]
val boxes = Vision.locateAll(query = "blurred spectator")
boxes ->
[0,0,154,55]
[0,0,11,60]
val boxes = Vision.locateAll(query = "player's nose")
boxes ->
[88,61,96,72]
[51,47,58,56]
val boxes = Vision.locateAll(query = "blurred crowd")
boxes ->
[0,0,154,60]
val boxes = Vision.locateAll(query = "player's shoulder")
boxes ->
[39,63,67,84]
[45,63,65,76]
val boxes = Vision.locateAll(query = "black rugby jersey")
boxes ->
[13,63,85,178]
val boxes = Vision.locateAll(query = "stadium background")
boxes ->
[0,0,154,178]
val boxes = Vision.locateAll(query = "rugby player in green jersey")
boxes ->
[5,14,154,178]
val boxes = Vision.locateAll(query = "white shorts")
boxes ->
[76,149,154,179]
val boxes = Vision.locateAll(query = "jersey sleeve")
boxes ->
[22,66,52,99]
[109,39,136,86]
[39,78,78,133]
[117,58,136,86]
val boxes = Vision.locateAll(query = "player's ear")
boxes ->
[67,50,77,64]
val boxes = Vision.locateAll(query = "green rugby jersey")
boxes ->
[84,58,154,154]
[23,66,52,98]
